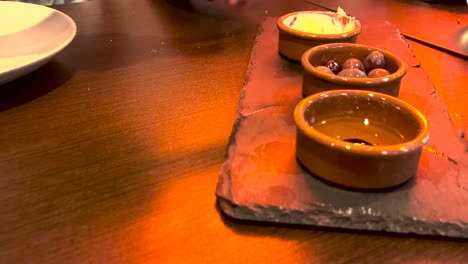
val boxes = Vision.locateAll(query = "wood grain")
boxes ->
[1,0,467,263]
[305,0,468,59]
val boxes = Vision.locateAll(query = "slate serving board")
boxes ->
[216,17,468,239]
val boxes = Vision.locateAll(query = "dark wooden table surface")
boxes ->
[1,0,467,263]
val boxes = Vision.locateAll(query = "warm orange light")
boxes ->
[424,146,458,165]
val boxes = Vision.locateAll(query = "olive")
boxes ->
[368,68,390,78]
[364,51,386,72]
[342,58,365,72]
[315,66,334,75]
[325,60,341,74]
[337,68,367,78]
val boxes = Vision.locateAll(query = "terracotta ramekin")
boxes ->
[301,43,407,97]
[277,11,361,62]
[294,89,431,190]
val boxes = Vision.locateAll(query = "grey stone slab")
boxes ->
[216,17,468,239]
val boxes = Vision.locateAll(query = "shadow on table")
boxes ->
[150,0,257,54]
[48,0,255,74]
[0,60,73,112]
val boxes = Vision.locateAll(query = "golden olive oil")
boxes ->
[312,117,406,146]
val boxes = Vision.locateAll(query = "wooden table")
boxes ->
[1,0,467,263]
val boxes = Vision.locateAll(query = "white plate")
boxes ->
[0,1,77,85]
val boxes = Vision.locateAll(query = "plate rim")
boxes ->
[0,1,77,84]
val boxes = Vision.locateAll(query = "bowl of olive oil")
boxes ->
[294,89,431,190]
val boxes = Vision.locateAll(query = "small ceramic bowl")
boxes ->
[294,89,431,190]
[277,11,361,62]
[301,43,407,97]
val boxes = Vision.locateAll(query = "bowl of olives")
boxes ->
[294,89,431,190]
[301,43,407,97]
